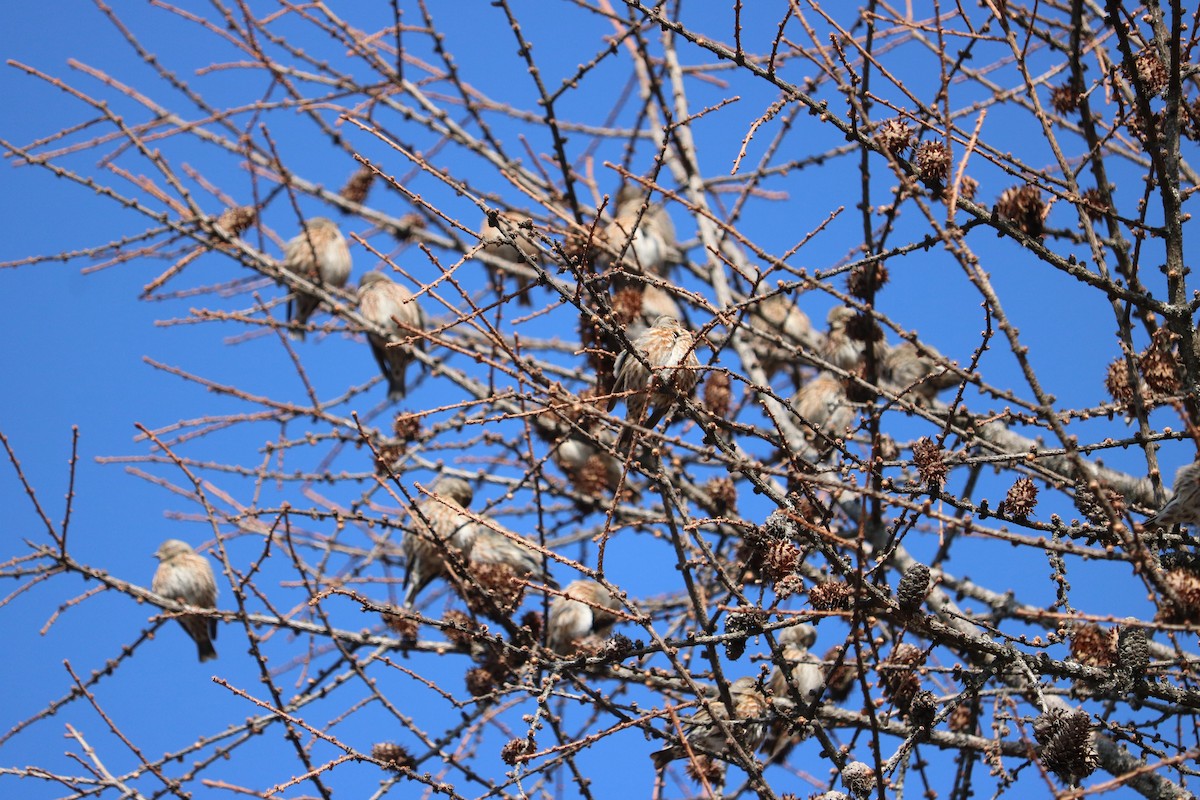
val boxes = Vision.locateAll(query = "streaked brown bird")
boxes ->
[467,519,555,589]
[768,624,822,704]
[764,624,824,759]
[881,340,959,405]
[357,270,425,401]
[1145,460,1200,528]
[821,306,865,370]
[541,418,624,496]
[152,539,218,662]
[792,372,854,458]
[478,211,541,305]
[403,477,478,607]
[547,579,622,654]
[610,315,701,440]
[747,293,817,383]
[624,284,684,343]
[651,676,770,769]
[283,217,352,340]
[599,185,681,277]
[772,623,820,695]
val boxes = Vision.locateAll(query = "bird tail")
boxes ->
[650,747,677,770]
[615,425,635,455]
[1142,501,1173,530]
[287,296,306,340]
[289,294,317,339]
[387,369,407,402]
[402,569,420,608]
[617,406,668,456]
[197,638,218,662]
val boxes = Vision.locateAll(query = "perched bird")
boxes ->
[1145,460,1200,528]
[651,676,770,769]
[625,284,683,343]
[467,519,555,588]
[768,624,822,701]
[880,340,959,405]
[539,415,624,497]
[768,624,822,705]
[746,293,817,383]
[477,211,542,305]
[151,539,218,662]
[764,624,824,759]
[283,217,352,339]
[610,315,701,440]
[598,185,681,277]
[459,511,556,621]
[547,579,622,654]
[792,373,854,458]
[533,389,638,500]
[357,270,425,401]
[403,477,478,607]
[821,306,866,371]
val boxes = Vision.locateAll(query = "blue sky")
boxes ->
[2,2,1196,799]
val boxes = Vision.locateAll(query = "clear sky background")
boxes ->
[1,2,1195,799]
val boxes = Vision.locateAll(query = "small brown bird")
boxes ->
[747,293,817,383]
[547,423,624,496]
[477,211,542,305]
[599,185,681,277]
[610,315,701,439]
[283,217,352,340]
[357,271,425,401]
[478,211,541,264]
[651,676,770,769]
[403,477,478,607]
[1145,460,1200,528]
[152,539,218,662]
[467,519,555,589]
[764,624,823,758]
[768,624,822,698]
[547,579,622,654]
[625,284,683,343]
[821,306,865,370]
[792,372,854,458]
[881,340,959,405]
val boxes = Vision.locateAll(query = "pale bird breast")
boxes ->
[154,560,213,603]
[550,599,591,642]
[413,502,457,538]
[555,438,594,469]
[360,290,385,324]
[667,334,698,369]
[630,228,665,267]
[284,240,318,276]
[385,288,421,329]
[319,237,352,285]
